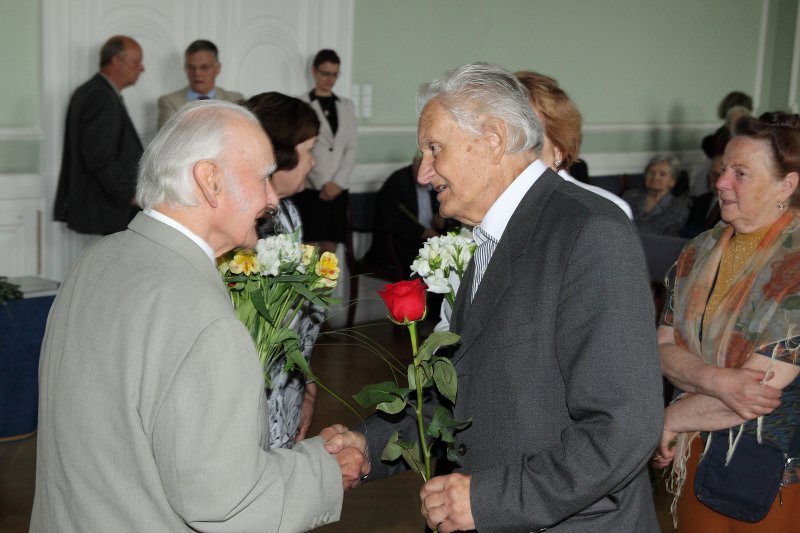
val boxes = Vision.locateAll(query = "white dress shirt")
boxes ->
[144,209,216,264]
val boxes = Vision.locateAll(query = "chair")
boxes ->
[344,193,404,327]
[638,233,689,321]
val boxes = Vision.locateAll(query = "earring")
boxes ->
[554,159,562,169]
[778,202,786,211]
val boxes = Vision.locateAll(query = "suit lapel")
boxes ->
[450,168,562,365]
[309,99,335,145]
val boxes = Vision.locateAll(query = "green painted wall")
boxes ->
[0,0,39,127]
[0,1,797,173]
[352,0,791,162]
[0,0,40,173]
[763,0,798,111]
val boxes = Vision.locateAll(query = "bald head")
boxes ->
[99,35,144,90]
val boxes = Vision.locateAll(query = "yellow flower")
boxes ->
[301,245,316,267]
[315,251,340,281]
[229,250,259,275]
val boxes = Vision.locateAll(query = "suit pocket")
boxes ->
[574,495,619,517]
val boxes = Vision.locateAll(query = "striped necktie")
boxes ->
[471,226,498,301]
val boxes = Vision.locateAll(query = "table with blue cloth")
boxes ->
[0,278,57,441]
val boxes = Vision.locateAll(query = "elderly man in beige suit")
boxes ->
[157,39,243,129]
[31,100,369,532]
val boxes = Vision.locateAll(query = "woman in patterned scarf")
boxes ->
[652,112,800,530]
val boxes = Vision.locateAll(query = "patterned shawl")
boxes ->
[666,211,800,521]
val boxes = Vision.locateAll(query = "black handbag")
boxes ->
[693,428,799,523]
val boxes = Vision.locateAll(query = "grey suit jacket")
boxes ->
[157,86,244,128]
[299,93,357,189]
[365,168,663,532]
[31,213,342,532]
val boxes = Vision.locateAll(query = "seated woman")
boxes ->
[244,92,322,449]
[515,70,633,219]
[623,155,689,235]
[652,112,800,530]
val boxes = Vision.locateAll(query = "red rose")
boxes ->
[378,278,427,324]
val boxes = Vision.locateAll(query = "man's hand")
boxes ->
[650,429,678,469]
[420,473,474,533]
[709,367,780,419]
[319,181,342,201]
[319,424,369,490]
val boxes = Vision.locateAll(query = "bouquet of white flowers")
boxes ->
[218,234,340,386]
[410,228,476,306]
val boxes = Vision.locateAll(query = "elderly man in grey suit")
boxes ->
[329,62,663,532]
[157,39,243,129]
[32,100,369,532]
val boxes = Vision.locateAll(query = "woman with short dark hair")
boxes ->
[243,91,323,449]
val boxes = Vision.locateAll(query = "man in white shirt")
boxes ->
[328,62,663,532]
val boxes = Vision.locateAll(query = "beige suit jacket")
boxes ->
[299,93,357,189]
[157,86,244,128]
[31,213,342,532]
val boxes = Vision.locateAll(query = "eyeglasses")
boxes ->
[185,63,216,73]
[316,69,340,79]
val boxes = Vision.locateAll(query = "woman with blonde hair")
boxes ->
[515,70,632,219]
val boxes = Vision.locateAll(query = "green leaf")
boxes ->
[353,381,412,408]
[377,396,408,415]
[285,346,311,375]
[446,445,463,465]
[428,406,449,439]
[250,289,274,323]
[784,295,800,310]
[400,440,422,476]
[381,432,404,461]
[432,357,458,402]
[380,432,423,476]
[428,408,471,443]
[407,363,416,389]
[416,331,460,362]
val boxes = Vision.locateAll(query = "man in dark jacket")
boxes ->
[365,154,446,277]
[54,35,144,235]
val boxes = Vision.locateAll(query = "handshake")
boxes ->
[318,424,370,491]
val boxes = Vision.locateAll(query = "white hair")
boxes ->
[416,61,543,153]
[135,100,261,210]
[645,154,682,179]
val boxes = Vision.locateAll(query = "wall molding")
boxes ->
[0,128,42,141]
[358,122,718,136]
[0,174,44,200]
[349,149,709,194]
[790,0,800,112]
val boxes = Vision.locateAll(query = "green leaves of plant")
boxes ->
[353,382,413,414]
[381,431,423,476]
[416,331,460,362]
[429,407,471,443]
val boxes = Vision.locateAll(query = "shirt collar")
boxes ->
[479,159,548,243]
[187,87,217,101]
[144,209,216,264]
[98,73,121,96]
